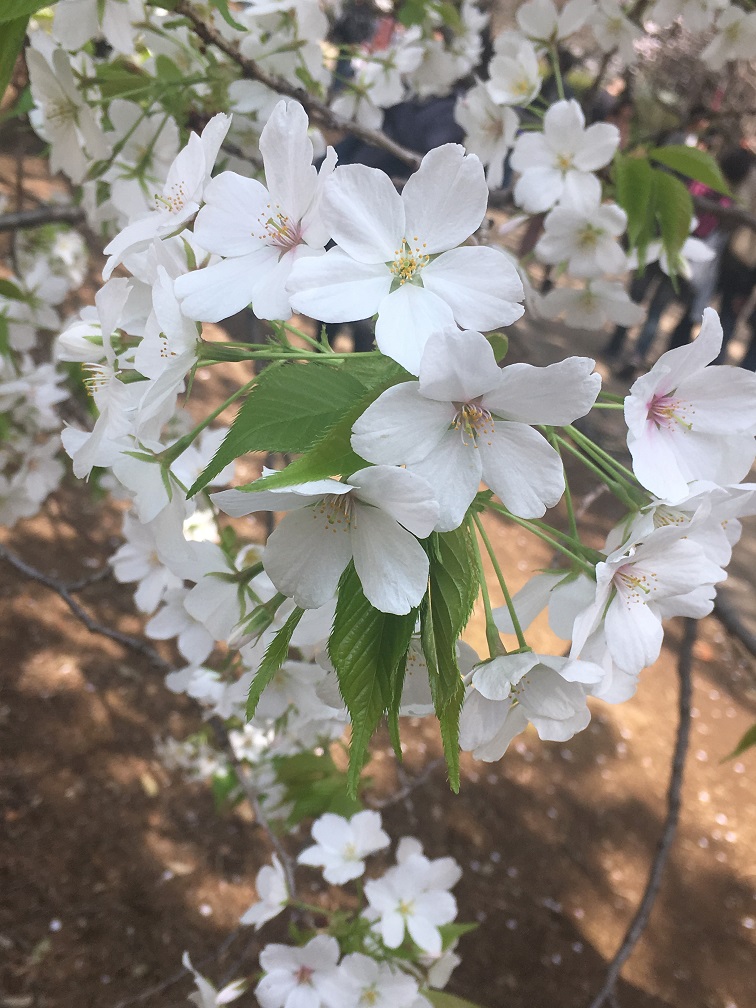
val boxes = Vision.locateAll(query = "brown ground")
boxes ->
[2,135,756,1008]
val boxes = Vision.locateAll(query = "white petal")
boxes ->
[193,172,269,256]
[323,164,404,263]
[374,285,455,375]
[479,424,565,518]
[175,253,270,322]
[350,464,439,537]
[259,100,318,224]
[351,507,429,614]
[409,431,482,532]
[402,144,488,253]
[417,328,502,402]
[264,507,352,608]
[483,356,600,424]
[422,247,525,332]
[287,249,391,322]
[351,384,453,465]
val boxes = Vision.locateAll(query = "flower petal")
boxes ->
[323,164,404,262]
[375,284,455,375]
[351,507,429,614]
[264,507,353,608]
[287,249,391,322]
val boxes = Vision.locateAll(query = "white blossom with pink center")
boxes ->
[625,308,756,502]
[176,100,335,322]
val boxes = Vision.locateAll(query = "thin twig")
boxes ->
[173,0,421,172]
[368,757,444,809]
[587,617,695,1008]
[0,204,86,233]
[0,542,172,670]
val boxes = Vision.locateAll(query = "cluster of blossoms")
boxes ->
[4,1,756,1004]
[184,810,466,1008]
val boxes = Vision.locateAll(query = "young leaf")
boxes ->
[0,278,25,301]
[721,722,756,762]
[653,170,693,280]
[420,526,478,792]
[246,606,304,719]
[650,144,731,196]
[0,16,29,104]
[245,391,378,491]
[189,361,374,495]
[328,564,417,794]
[614,153,654,250]
[424,992,486,1008]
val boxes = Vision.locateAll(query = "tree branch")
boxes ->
[173,0,421,172]
[587,617,695,1008]
[0,204,86,233]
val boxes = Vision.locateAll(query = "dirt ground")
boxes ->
[2,125,756,1008]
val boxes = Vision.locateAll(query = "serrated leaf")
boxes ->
[247,397,375,492]
[653,170,693,281]
[0,0,58,22]
[722,722,756,762]
[0,16,28,103]
[273,750,363,824]
[614,153,654,252]
[189,358,399,496]
[650,144,731,196]
[328,565,417,794]
[420,527,478,792]
[246,606,304,718]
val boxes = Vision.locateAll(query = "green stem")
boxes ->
[592,402,626,410]
[468,517,504,658]
[565,425,639,484]
[197,342,374,364]
[486,502,597,576]
[552,434,639,512]
[160,375,257,466]
[550,46,566,101]
[473,513,527,651]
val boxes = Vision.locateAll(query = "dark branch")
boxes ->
[173,0,421,172]
[0,204,86,233]
[587,617,695,1008]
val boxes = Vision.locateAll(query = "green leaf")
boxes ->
[614,153,655,257]
[424,991,486,1008]
[328,564,417,794]
[246,606,304,718]
[420,526,478,792]
[0,16,28,104]
[210,0,247,31]
[650,144,731,196]
[722,722,756,762]
[95,62,151,99]
[438,921,478,948]
[245,395,375,492]
[275,751,363,825]
[154,54,183,85]
[0,0,57,23]
[188,356,404,496]
[485,331,509,363]
[0,278,25,301]
[653,169,693,281]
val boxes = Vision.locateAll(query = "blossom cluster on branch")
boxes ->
[3,0,756,1002]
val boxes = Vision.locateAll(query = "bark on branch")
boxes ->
[0,203,86,233]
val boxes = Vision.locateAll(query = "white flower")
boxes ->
[256,935,341,1008]
[571,524,726,674]
[625,308,756,502]
[701,7,756,70]
[102,113,231,279]
[539,280,644,330]
[52,0,145,55]
[648,0,727,33]
[182,953,245,1008]
[510,100,619,214]
[460,652,603,761]
[212,467,439,615]
[592,0,643,64]
[535,182,627,278]
[516,0,594,42]
[363,847,459,956]
[455,84,519,188]
[351,328,600,527]
[176,101,335,322]
[110,511,183,613]
[240,855,288,929]
[27,46,110,184]
[486,37,542,106]
[287,145,524,374]
[338,954,419,1008]
[298,811,390,884]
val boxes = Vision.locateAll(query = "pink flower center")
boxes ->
[254,203,303,254]
[453,400,495,448]
[646,390,693,432]
[296,965,315,985]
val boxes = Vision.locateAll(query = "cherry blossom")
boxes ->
[287,145,524,374]
[351,328,600,527]
[535,181,628,278]
[510,100,619,214]
[256,935,341,1008]
[298,811,390,884]
[212,467,439,615]
[625,308,756,502]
